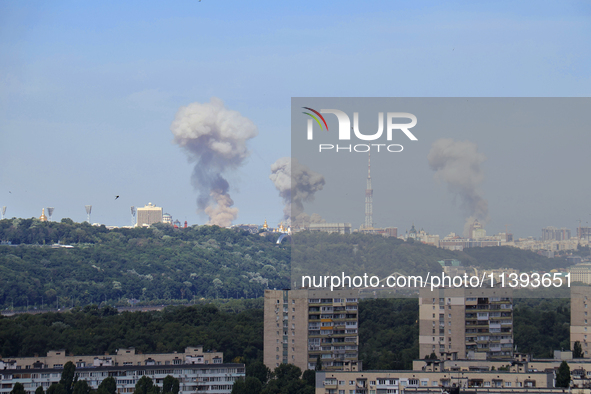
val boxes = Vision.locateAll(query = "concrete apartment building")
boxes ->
[264,289,360,373]
[571,286,591,357]
[0,347,242,394]
[419,287,513,360]
[136,203,163,227]
[0,347,223,370]
[314,369,556,393]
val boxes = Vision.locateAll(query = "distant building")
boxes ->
[233,224,259,234]
[542,226,571,241]
[162,213,172,224]
[470,219,485,239]
[309,223,352,235]
[578,226,591,241]
[569,263,591,285]
[136,203,163,227]
[39,208,47,222]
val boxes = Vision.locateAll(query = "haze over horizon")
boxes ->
[1,1,590,239]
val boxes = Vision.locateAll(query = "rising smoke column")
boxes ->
[428,138,489,237]
[171,97,258,227]
[269,157,325,226]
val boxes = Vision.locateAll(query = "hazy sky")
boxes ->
[1,1,590,238]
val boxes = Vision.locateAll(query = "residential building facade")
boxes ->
[264,289,360,373]
[0,348,242,394]
[419,287,513,360]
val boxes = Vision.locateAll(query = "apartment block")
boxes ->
[0,347,223,369]
[314,370,555,393]
[419,287,513,360]
[0,348,242,394]
[571,286,591,357]
[264,289,360,373]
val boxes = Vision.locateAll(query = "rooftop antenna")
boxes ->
[85,205,92,223]
[131,206,136,226]
[1,206,5,220]
[47,207,54,222]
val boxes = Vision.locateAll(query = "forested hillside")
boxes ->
[0,218,572,309]
[0,218,290,309]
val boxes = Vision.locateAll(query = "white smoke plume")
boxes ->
[269,157,325,226]
[171,97,257,227]
[428,139,489,237]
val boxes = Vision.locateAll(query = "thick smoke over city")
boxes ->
[171,97,257,227]
[428,138,489,237]
[269,157,325,226]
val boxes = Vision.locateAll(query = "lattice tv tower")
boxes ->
[1,206,6,220]
[364,152,373,229]
[85,205,92,223]
[46,207,54,222]
[130,206,136,227]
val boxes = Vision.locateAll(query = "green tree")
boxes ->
[97,377,117,394]
[262,364,305,394]
[46,384,66,394]
[35,386,44,394]
[72,381,91,394]
[246,361,270,385]
[134,376,160,394]
[315,355,322,371]
[10,383,26,394]
[59,362,77,394]
[556,360,571,388]
[302,370,315,387]
[573,341,583,358]
[230,377,263,394]
[162,376,179,394]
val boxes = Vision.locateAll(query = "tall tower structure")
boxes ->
[1,206,6,220]
[364,152,373,228]
[130,206,136,227]
[46,207,54,222]
[85,205,92,223]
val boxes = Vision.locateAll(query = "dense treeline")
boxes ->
[359,298,419,370]
[0,298,572,367]
[513,298,571,358]
[0,304,263,362]
[0,219,289,308]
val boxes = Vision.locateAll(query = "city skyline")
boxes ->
[1,1,590,238]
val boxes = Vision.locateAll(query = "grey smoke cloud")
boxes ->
[171,97,258,227]
[269,157,325,225]
[428,138,489,237]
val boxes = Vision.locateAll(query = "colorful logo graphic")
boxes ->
[302,107,329,131]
